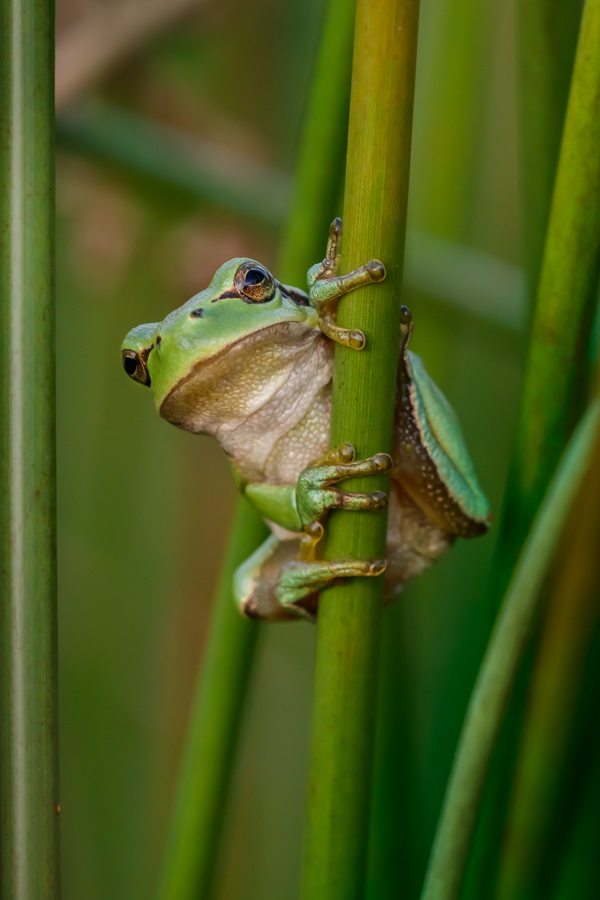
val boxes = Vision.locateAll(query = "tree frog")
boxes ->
[122,219,490,622]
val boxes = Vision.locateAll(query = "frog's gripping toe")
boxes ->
[366,259,386,282]
[277,556,387,620]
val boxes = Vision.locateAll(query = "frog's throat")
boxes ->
[160,322,333,484]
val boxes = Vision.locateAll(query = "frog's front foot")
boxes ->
[297,443,391,524]
[308,218,386,350]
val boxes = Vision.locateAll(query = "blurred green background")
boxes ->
[55,0,524,897]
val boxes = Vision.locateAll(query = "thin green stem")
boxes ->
[277,0,355,286]
[0,0,59,896]
[515,0,582,304]
[56,99,290,227]
[494,418,600,900]
[157,499,267,900]
[300,2,420,898]
[500,0,600,570]
[420,398,600,900]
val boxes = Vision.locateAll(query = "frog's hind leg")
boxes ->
[383,480,454,601]
[278,557,387,620]
[234,535,302,622]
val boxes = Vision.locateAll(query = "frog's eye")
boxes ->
[234,262,276,303]
[122,348,151,387]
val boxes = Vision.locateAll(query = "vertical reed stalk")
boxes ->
[420,1,600,895]
[300,2,420,898]
[0,0,60,896]
[420,399,600,900]
[278,0,355,286]
[501,0,600,568]
[157,2,356,897]
[157,499,267,900]
[494,419,600,900]
[515,0,582,303]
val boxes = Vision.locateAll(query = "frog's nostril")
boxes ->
[156,335,162,348]
[190,308,203,318]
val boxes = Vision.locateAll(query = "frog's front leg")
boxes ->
[307,218,386,350]
[238,444,391,621]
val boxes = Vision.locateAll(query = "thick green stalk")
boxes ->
[157,2,357,898]
[515,0,582,303]
[420,398,600,900]
[501,0,600,565]
[157,498,267,900]
[300,2,420,898]
[0,0,59,897]
[277,0,355,286]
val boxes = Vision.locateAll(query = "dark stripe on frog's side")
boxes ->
[279,283,310,307]
[393,373,488,538]
[212,289,240,301]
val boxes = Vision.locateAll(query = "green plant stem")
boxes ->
[157,498,267,900]
[500,0,600,570]
[515,0,582,304]
[419,398,600,900]
[277,0,355,286]
[494,419,600,900]
[157,1,358,897]
[300,2,420,898]
[493,330,600,900]
[0,0,59,896]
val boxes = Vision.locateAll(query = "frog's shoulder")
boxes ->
[393,349,490,535]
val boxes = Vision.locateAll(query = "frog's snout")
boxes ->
[122,346,152,387]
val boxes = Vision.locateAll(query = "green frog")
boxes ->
[122,219,490,621]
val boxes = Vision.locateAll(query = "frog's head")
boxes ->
[121,257,317,415]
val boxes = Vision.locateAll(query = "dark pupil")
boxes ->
[245,269,265,286]
[124,356,138,376]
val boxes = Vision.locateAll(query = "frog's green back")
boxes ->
[406,350,490,525]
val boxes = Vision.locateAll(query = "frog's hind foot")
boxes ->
[277,557,387,620]
[307,219,386,351]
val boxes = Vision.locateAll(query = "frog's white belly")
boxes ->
[213,326,333,484]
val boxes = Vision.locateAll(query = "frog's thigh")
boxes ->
[234,535,302,622]
[383,480,453,600]
[401,351,490,534]
[278,558,386,619]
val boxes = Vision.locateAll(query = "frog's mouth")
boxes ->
[122,345,153,386]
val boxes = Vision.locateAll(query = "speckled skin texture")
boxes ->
[160,322,332,484]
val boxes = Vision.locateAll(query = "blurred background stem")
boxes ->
[0,0,60,896]
[515,0,582,309]
[300,1,420,898]
[419,398,600,900]
[499,0,600,575]
[494,405,600,900]
[277,0,355,285]
[157,498,267,900]
[423,2,600,895]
